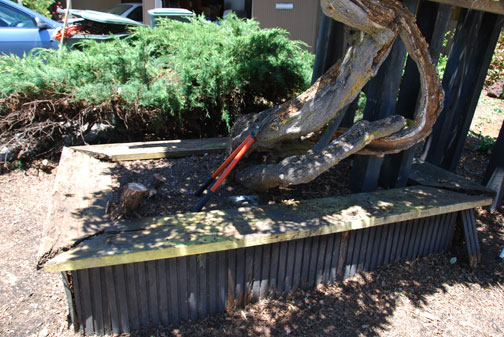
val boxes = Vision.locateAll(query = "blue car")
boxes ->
[0,0,61,57]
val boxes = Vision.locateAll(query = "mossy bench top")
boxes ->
[40,139,493,272]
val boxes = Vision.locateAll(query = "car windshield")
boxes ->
[0,3,36,28]
[104,4,132,16]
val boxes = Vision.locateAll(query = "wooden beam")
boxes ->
[409,160,496,196]
[483,121,504,210]
[349,0,418,193]
[37,147,115,266]
[75,137,229,161]
[45,185,492,272]
[424,11,504,170]
[428,0,504,16]
[380,2,452,188]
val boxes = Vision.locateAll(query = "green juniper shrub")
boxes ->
[0,14,314,160]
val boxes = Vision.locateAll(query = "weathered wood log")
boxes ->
[237,115,406,191]
[120,183,148,214]
[229,0,444,192]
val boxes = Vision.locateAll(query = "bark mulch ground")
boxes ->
[0,94,503,337]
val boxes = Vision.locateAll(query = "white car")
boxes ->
[104,3,143,23]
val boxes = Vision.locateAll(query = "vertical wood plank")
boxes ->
[235,248,245,306]
[425,11,504,171]
[418,216,434,257]
[113,265,130,333]
[244,247,254,304]
[78,269,94,335]
[125,264,139,330]
[72,271,85,333]
[146,261,159,327]
[157,260,169,327]
[439,212,455,252]
[337,232,350,281]
[104,267,120,334]
[277,242,289,294]
[135,262,149,327]
[292,239,305,289]
[315,236,328,285]
[252,247,262,301]
[207,253,218,315]
[300,238,312,288]
[369,226,384,270]
[356,228,370,272]
[188,255,198,321]
[90,268,104,335]
[427,214,442,254]
[411,218,426,259]
[61,273,77,332]
[308,236,321,287]
[461,210,480,267]
[389,221,403,263]
[363,226,377,271]
[329,233,341,283]
[269,243,280,293]
[383,223,396,265]
[218,251,228,312]
[380,2,452,188]
[401,220,415,261]
[344,231,357,278]
[483,121,504,210]
[197,254,207,319]
[445,212,458,250]
[349,0,417,192]
[322,234,335,284]
[99,268,111,334]
[227,250,237,309]
[405,219,418,259]
[178,257,189,321]
[348,230,363,277]
[168,258,179,325]
[259,245,270,298]
[285,240,297,291]
[432,213,447,253]
[377,225,390,267]
[395,220,409,261]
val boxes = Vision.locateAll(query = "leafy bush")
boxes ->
[11,0,53,18]
[486,30,504,87]
[0,15,314,161]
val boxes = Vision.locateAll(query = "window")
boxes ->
[128,6,143,22]
[0,3,36,28]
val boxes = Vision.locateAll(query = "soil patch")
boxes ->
[0,92,503,336]
[108,154,353,218]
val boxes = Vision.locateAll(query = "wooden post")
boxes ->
[379,2,452,188]
[349,0,418,192]
[423,10,504,171]
[483,121,504,210]
[311,14,345,84]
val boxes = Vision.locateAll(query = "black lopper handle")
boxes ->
[195,176,214,197]
[192,191,212,212]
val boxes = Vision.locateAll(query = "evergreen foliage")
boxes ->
[0,15,314,160]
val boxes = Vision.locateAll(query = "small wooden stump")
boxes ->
[120,183,148,215]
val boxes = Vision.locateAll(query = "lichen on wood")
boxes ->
[230,0,444,191]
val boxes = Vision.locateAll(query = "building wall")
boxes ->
[72,0,119,11]
[252,0,322,52]
[142,0,156,25]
